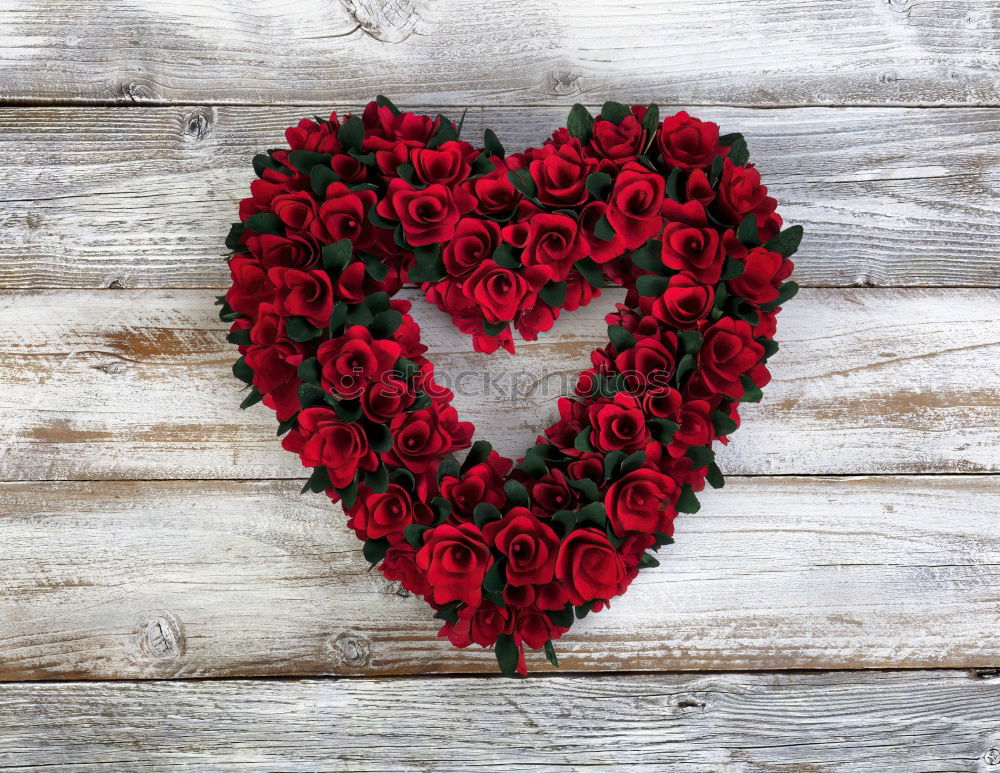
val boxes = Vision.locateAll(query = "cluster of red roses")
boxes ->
[221,97,800,675]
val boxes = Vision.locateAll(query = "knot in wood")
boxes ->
[183,108,213,140]
[328,629,372,669]
[135,612,185,660]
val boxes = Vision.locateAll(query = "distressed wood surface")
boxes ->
[2,671,999,771]
[1,105,999,289]
[0,475,997,679]
[1,1,1000,107]
[0,287,996,482]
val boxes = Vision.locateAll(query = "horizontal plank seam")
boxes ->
[22,284,1000,293]
[4,666,999,688]
[6,99,1000,111]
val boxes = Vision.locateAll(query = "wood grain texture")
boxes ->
[2,671,999,771]
[1,105,999,289]
[1,475,997,679]
[1,1,1000,106]
[0,287,996,481]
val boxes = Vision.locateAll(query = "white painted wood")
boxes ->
[1,671,999,771]
[0,475,996,678]
[0,288,995,481]
[0,106,998,289]
[1,1,999,106]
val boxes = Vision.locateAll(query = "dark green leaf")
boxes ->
[368,423,393,454]
[286,316,322,342]
[543,640,559,667]
[462,440,493,473]
[574,258,604,287]
[594,215,616,242]
[503,479,530,508]
[473,502,503,529]
[737,214,759,246]
[603,449,626,481]
[225,222,246,251]
[362,537,388,567]
[482,319,507,337]
[641,104,660,140]
[300,465,332,495]
[678,329,702,354]
[546,605,574,629]
[540,281,568,308]
[600,101,631,125]
[720,132,749,166]
[322,239,353,273]
[337,481,359,510]
[329,301,348,335]
[494,633,520,677]
[665,167,683,202]
[362,254,389,281]
[276,414,298,437]
[226,327,252,347]
[568,476,600,503]
[297,382,326,410]
[375,95,401,115]
[240,385,264,410]
[608,324,636,352]
[738,373,764,403]
[437,455,460,482]
[433,601,461,624]
[586,172,612,200]
[648,418,679,444]
[629,239,664,274]
[369,308,403,339]
[365,463,389,494]
[483,559,507,594]
[492,244,520,269]
[577,501,607,528]
[620,449,647,475]
[567,104,594,143]
[287,150,331,174]
[244,212,282,235]
[403,523,429,549]
[311,164,340,197]
[507,168,537,198]
[338,116,364,153]
[329,398,362,423]
[484,128,505,159]
[674,353,696,387]
[759,280,800,313]
[573,427,595,453]
[639,553,660,568]
[636,274,670,297]
[706,461,725,489]
[720,256,746,281]
[764,225,804,258]
[686,445,715,468]
[676,485,701,514]
[297,357,321,385]
[711,409,738,437]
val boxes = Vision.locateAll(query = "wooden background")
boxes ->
[1,0,999,769]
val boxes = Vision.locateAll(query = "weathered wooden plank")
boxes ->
[0,475,997,679]
[0,288,996,481]
[1,0,999,106]
[1,671,998,771]
[1,105,999,289]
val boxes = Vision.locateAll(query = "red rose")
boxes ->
[417,523,493,607]
[604,468,679,536]
[699,317,765,398]
[660,199,725,284]
[614,334,677,392]
[528,469,576,514]
[439,451,511,518]
[728,247,793,305]
[516,608,568,649]
[606,162,665,250]
[362,102,436,145]
[329,153,368,184]
[385,405,470,474]
[271,191,318,231]
[245,232,319,271]
[314,182,377,247]
[442,602,512,648]
[226,255,274,317]
[381,542,429,597]
[410,140,478,185]
[640,386,682,421]
[347,483,430,541]
[462,260,550,324]
[715,159,777,226]
[587,392,651,453]
[650,272,715,328]
[656,110,726,170]
[376,178,475,247]
[280,406,377,488]
[579,201,625,263]
[686,168,715,206]
[516,212,588,282]
[589,114,645,166]
[528,139,596,207]
[544,396,587,448]
[316,325,402,399]
[361,379,413,423]
[555,527,627,605]
[286,116,342,153]
[268,266,333,328]
[463,158,520,216]
[442,218,502,279]
[483,508,560,586]
[669,399,714,457]
[245,336,303,396]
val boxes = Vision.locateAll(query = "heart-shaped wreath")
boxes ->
[220,97,801,675]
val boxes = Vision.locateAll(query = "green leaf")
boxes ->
[494,633,521,677]
[567,104,594,143]
[674,353,696,387]
[639,553,660,568]
[368,423,393,454]
[297,357,321,385]
[364,291,391,315]
[629,239,664,274]
[394,357,419,381]
[483,559,507,594]
[759,280,800,313]
[322,239,353,273]
[664,166,684,202]
[403,523,429,549]
[573,427,595,453]
[300,465,332,495]
[311,164,341,197]
[276,414,298,437]
[482,319,507,337]
[706,461,725,489]
[600,101,631,125]
[365,463,389,494]
[285,316,322,342]
[337,480,359,510]
[546,605,574,629]
[362,254,389,281]
[540,280,568,308]
[239,385,264,410]
[648,418,679,444]
[507,168,537,199]
[244,212,282,235]
[602,449,626,481]
[503,479,530,508]
[620,449,647,475]
[641,103,660,141]
[574,258,605,288]
[676,485,701,514]
[764,225,804,258]
[369,308,402,339]
[225,223,246,251]
[297,382,326,410]
[720,132,749,166]
[375,95,401,115]
[678,329,703,354]
[473,502,503,529]
[338,116,364,153]
[586,172,612,200]
[484,128,505,159]
[329,301,348,335]
[287,150,331,174]
[758,337,780,360]
[518,449,549,478]
[252,153,282,178]
[432,601,461,624]
[711,409,738,437]
[543,640,559,667]
[462,440,493,473]
[226,327,252,347]
[577,501,607,528]
[738,373,764,403]
[686,445,715,468]
[568,476,600,503]
[608,323,636,352]
[492,244,520,269]
[636,274,670,297]
[552,509,577,536]
[575,601,596,620]
[737,214,759,247]
[362,537,388,567]
[407,249,446,283]
[720,256,746,281]
[426,115,458,149]
[594,215,616,242]
[437,455,460,482]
